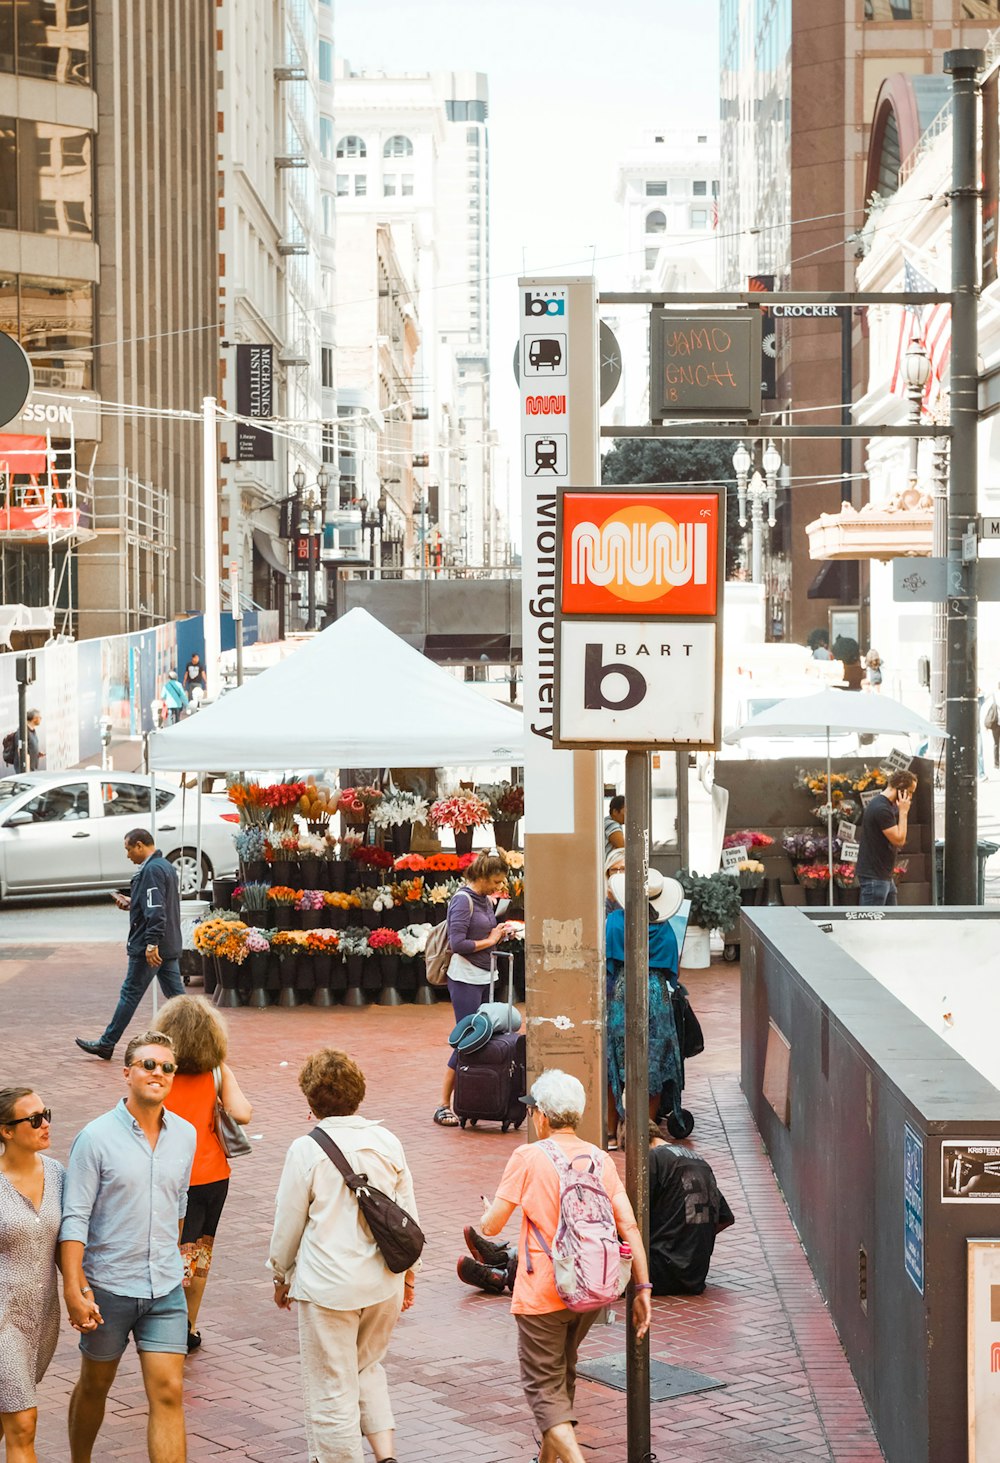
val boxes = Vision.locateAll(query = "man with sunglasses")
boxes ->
[59,1030,196,1463]
[75,828,185,1062]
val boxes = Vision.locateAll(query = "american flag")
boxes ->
[889,258,951,411]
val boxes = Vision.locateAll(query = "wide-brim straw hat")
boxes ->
[608,868,684,923]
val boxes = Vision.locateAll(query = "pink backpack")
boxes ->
[525,1139,622,1312]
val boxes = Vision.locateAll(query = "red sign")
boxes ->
[560,491,719,617]
[295,535,321,567]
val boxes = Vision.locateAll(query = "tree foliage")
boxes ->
[600,438,743,573]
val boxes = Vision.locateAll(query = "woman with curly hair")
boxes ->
[268,1049,418,1463]
[156,995,253,1352]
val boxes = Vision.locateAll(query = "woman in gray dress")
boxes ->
[0,1087,66,1462]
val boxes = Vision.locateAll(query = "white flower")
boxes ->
[399,922,432,957]
[370,792,430,828]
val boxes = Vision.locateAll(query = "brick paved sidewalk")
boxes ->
[5,946,883,1462]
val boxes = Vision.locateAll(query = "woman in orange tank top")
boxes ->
[158,996,253,1352]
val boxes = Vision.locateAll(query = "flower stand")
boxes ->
[299,857,320,887]
[212,878,238,911]
[378,953,403,1006]
[213,957,243,1009]
[312,952,334,1007]
[277,953,302,1008]
[299,910,324,930]
[200,955,217,998]
[271,860,296,886]
[389,822,412,856]
[454,830,474,856]
[413,957,437,1005]
[329,953,347,999]
[247,952,270,1008]
[343,954,368,1007]
[493,819,517,851]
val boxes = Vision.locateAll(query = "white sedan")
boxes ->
[0,771,238,898]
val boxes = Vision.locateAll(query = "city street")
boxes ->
[11,943,883,1462]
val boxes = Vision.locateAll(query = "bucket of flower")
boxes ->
[339,926,372,1007]
[369,927,405,1005]
[295,888,326,930]
[429,789,491,856]
[267,885,300,929]
[371,790,431,857]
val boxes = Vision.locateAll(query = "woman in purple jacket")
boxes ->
[433,851,512,1126]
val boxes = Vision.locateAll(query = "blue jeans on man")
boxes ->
[99,954,184,1049]
[859,878,897,907]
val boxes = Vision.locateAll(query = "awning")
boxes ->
[807,558,859,601]
[252,528,288,577]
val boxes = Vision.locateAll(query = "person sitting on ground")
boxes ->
[458,1120,734,1299]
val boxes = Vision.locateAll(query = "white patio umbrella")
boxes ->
[725,688,945,905]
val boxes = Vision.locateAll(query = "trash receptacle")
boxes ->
[935,839,1000,904]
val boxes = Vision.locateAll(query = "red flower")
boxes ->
[368,927,403,952]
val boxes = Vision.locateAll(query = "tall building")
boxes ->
[217,0,334,631]
[611,129,720,423]
[717,0,995,644]
[329,62,498,568]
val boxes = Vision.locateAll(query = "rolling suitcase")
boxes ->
[453,953,527,1132]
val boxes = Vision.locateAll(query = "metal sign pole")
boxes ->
[624,750,651,1463]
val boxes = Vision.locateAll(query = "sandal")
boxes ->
[433,1105,460,1126]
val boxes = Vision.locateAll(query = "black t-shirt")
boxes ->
[857,792,898,881]
[647,1144,734,1296]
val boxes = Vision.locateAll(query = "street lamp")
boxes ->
[413,489,427,580]
[293,465,329,630]
[732,440,779,584]
[904,337,931,487]
[358,489,387,574]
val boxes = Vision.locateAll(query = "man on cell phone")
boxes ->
[74,829,185,1060]
[857,770,917,907]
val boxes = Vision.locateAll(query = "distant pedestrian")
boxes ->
[269,1049,419,1463]
[864,650,883,694]
[808,628,833,661]
[604,794,625,858]
[60,1031,196,1463]
[160,671,188,724]
[857,770,916,906]
[985,684,1000,771]
[4,710,44,772]
[183,653,207,703]
[477,1070,651,1463]
[0,1087,78,1462]
[156,995,253,1353]
[74,829,184,1061]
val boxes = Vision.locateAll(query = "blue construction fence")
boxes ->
[0,611,278,769]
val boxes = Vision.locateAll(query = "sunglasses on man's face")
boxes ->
[130,1059,177,1075]
[7,1108,52,1129]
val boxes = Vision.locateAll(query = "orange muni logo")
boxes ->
[571,503,709,604]
[992,1342,1000,1373]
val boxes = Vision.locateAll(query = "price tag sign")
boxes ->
[838,820,857,842]
[841,841,860,865]
[881,747,913,775]
[722,844,750,871]
[860,789,878,807]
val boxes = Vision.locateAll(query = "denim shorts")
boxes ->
[81,1282,188,1360]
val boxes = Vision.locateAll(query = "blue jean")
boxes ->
[80,1282,188,1359]
[100,954,184,1048]
[859,878,897,907]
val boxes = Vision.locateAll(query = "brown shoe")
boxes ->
[457,1256,507,1294]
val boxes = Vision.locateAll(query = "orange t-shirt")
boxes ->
[495,1132,626,1315]
[164,1071,230,1186]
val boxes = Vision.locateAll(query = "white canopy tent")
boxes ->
[149,607,524,772]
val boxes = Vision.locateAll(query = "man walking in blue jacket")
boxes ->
[75,828,185,1060]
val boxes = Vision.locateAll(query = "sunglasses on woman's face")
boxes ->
[7,1109,52,1129]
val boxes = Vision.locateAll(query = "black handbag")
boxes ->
[672,986,705,1060]
[309,1128,425,1274]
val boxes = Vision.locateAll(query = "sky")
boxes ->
[332,0,720,537]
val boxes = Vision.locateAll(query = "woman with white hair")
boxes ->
[478,1069,651,1463]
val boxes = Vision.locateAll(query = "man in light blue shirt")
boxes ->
[59,1029,196,1463]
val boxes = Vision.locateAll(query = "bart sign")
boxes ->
[553,485,724,750]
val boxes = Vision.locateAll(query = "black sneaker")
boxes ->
[75,1038,114,1060]
[463,1225,511,1268]
[187,1329,202,1353]
[456,1256,507,1294]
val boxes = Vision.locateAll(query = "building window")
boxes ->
[0,117,93,238]
[712,179,719,196]
[864,0,923,13]
[320,117,334,159]
[645,209,666,234]
[321,346,333,389]
[401,173,414,196]
[0,273,94,389]
[693,179,707,196]
[383,174,396,196]
[321,192,334,234]
[645,181,667,196]
[690,208,708,228]
[960,1,999,12]
[466,126,480,145]
[335,174,348,197]
[336,134,366,159]
[354,175,366,196]
[697,134,708,143]
[322,422,336,464]
[645,247,659,270]
[0,0,92,86]
[318,39,332,83]
[446,100,487,122]
[383,134,413,158]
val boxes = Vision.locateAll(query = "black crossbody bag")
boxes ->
[309,1128,425,1274]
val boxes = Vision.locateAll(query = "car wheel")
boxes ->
[166,848,211,897]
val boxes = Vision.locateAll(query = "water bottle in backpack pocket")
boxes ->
[525,1139,623,1312]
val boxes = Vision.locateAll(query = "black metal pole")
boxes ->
[306,529,317,631]
[624,751,650,1463]
[943,49,983,905]
[17,680,27,773]
[840,307,853,503]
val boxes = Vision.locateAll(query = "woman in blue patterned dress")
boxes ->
[0,1088,67,1462]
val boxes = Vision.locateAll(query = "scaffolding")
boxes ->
[91,469,172,630]
[0,423,96,638]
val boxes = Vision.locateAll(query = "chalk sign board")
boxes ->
[650,311,762,422]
